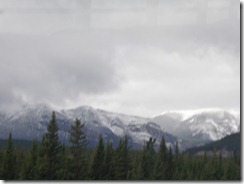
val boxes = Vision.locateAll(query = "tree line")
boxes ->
[0,112,240,180]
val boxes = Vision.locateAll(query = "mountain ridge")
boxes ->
[0,103,240,151]
[153,110,240,145]
[0,104,187,150]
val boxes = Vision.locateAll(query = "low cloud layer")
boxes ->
[0,0,240,116]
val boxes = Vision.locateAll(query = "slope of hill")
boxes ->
[0,104,188,150]
[153,109,240,145]
[0,104,239,151]
[183,132,241,156]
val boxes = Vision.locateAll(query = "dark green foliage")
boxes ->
[2,133,16,180]
[56,143,70,180]
[185,132,240,155]
[153,137,167,179]
[69,119,88,179]
[19,140,39,179]
[45,111,62,179]
[165,146,174,179]
[0,113,240,180]
[103,140,115,179]
[0,139,34,150]
[36,135,49,179]
[0,149,3,178]
[89,135,105,180]
[130,150,142,180]
[114,136,132,180]
[140,137,156,180]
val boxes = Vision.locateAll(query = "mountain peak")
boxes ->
[153,108,240,144]
[159,108,239,121]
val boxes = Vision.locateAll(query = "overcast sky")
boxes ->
[0,0,240,117]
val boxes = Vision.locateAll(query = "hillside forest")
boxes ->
[0,112,240,180]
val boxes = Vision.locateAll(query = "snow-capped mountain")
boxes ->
[153,109,240,145]
[0,104,189,150]
[0,105,239,150]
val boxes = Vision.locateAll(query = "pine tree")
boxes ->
[165,146,174,180]
[20,139,39,179]
[2,132,16,180]
[131,150,142,180]
[44,111,61,179]
[28,139,39,179]
[69,118,88,179]
[15,148,25,179]
[37,134,49,179]
[153,136,167,179]
[90,135,105,180]
[173,140,181,179]
[114,136,132,180]
[103,140,115,180]
[0,149,3,179]
[56,143,70,180]
[140,137,156,180]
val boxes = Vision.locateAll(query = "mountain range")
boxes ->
[0,104,240,151]
[153,109,240,145]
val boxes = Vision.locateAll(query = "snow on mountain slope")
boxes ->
[153,109,240,144]
[0,104,186,150]
[0,104,239,149]
[61,106,183,149]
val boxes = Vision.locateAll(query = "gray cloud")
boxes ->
[0,0,240,116]
[0,32,119,110]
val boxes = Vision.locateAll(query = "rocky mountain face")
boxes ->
[0,105,239,150]
[0,104,188,150]
[153,110,240,145]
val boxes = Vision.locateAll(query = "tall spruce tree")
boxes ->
[21,139,39,179]
[69,118,88,179]
[2,132,16,180]
[103,140,115,180]
[37,135,49,179]
[140,137,156,180]
[90,135,105,180]
[165,146,174,180]
[131,150,142,180]
[56,143,70,180]
[114,136,132,180]
[0,149,3,178]
[173,140,181,179]
[45,111,61,179]
[153,136,167,179]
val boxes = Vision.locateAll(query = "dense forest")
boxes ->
[184,132,240,156]
[0,112,240,180]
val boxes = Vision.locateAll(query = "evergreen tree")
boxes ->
[114,136,132,180]
[90,135,105,180]
[37,134,49,179]
[2,132,16,180]
[103,140,115,180]
[20,139,39,179]
[173,140,181,179]
[28,139,39,179]
[0,149,3,179]
[43,111,61,179]
[165,146,174,180]
[15,148,25,179]
[56,143,70,180]
[153,136,167,179]
[140,137,156,180]
[69,118,88,179]
[0,121,241,181]
[131,150,142,180]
